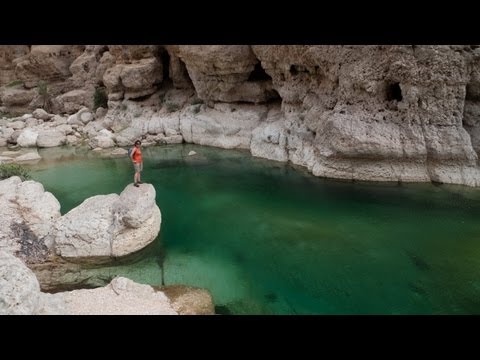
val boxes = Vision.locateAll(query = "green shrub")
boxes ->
[38,80,48,97]
[93,87,108,110]
[157,93,166,105]
[6,80,23,87]
[192,104,201,114]
[190,97,204,105]
[165,102,179,113]
[37,80,52,112]
[0,111,15,118]
[0,164,31,181]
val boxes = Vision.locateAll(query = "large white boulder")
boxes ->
[52,184,161,259]
[0,250,65,315]
[0,250,181,315]
[32,108,52,121]
[55,277,177,315]
[0,177,61,262]
[36,129,66,147]
[89,129,115,148]
[0,250,41,315]
[17,128,39,147]
[15,152,42,162]
[111,184,161,257]
[53,194,117,258]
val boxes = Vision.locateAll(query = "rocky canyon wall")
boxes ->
[1,45,479,186]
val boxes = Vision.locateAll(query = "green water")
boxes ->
[28,145,480,314]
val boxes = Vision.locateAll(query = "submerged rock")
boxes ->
[0,252,184,315]
[160,285,215,315]
[55,277,177,315]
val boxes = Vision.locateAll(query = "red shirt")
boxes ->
[132,147,142,163]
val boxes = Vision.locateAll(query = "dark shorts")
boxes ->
[133,162,143,172]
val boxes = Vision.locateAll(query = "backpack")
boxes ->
[128,147,134,157]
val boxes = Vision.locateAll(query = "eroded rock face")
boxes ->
[52,194,117,258]
[463,51,480,158]
[0,253,188,315]
[0,46,30,86]
[171,45,278,103]
[55,277,177,315]
[52,183,161,260]
[250,45,480,185]
[0,87,36,107]
[56,89,91,114]
[250,107,288,162]
[14,45,85,88]
[2,45,480,186]
[103,58,162,100]
[68,45,108,88]
[0,176,161,263]
[161,285,215,315]
[0,177,61,263]
[0,46,87,115]
[0,250,41,314]
[108,45,159,62]
[111,184,161,256]
[0,250,66,314]
[180,102,267,149]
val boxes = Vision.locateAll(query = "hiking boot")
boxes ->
[134,183,139,187]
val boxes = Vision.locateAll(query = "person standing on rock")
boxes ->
[130,140,143,187]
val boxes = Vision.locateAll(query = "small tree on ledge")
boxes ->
[93,87,108,110]
[38,80,52,113]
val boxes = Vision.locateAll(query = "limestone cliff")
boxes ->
[1,45,479,186]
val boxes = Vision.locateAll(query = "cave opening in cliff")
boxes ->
[177,58,194,88]
[248,62,272,82]
[160,50,170,82]
[130,94,154,102]
[266,88,281,104]
[386,82,403,102]
[290,65,306,76]
[465,84,480,102]
[290,65,299,76]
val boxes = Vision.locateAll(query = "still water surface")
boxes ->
[29,145,480,314]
